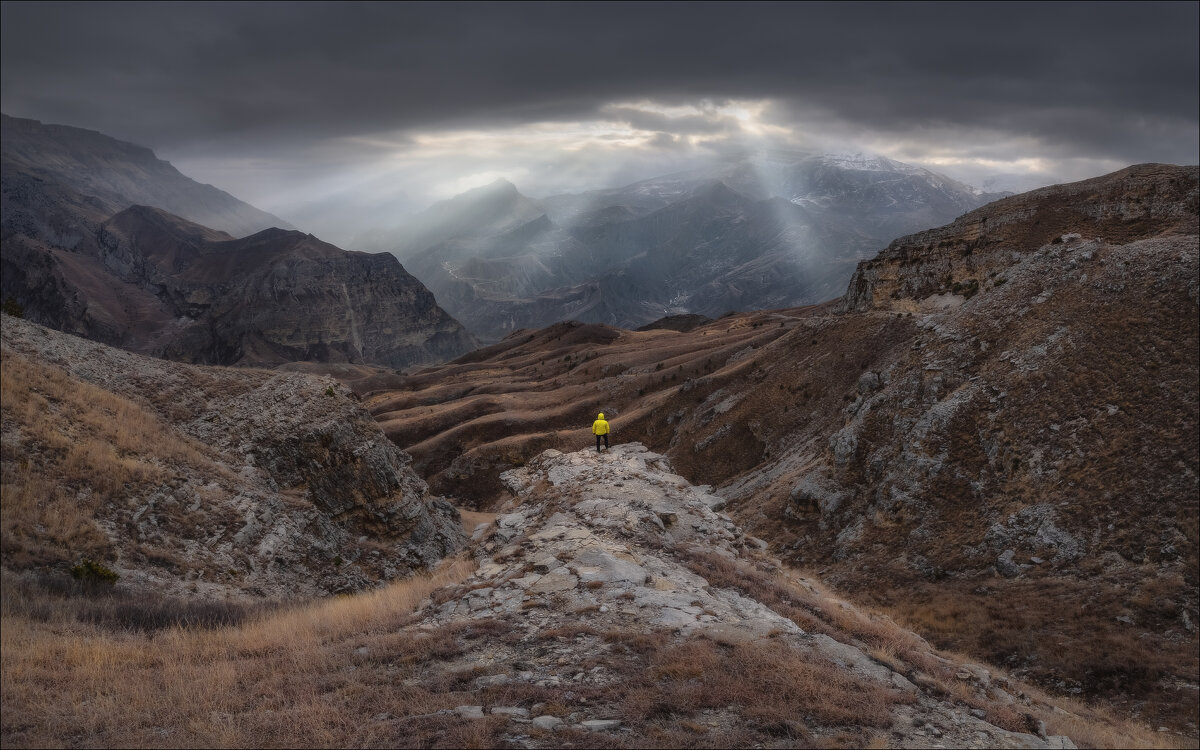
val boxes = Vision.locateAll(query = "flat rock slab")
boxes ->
[532,715,564,730]
[581,719,622,731]
[454,705,485,719]
[527,567,578,594]
[571,546,648,586]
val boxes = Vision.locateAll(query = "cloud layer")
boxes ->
[3,1,1197,232]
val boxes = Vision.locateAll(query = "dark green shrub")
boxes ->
[70,559,118,585]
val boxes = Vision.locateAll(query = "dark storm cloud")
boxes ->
[2,1,1197,166]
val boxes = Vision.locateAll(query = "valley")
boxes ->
[1,121,1196,748]
[349,164,1200,735]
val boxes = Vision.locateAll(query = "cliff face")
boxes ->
[1,116,477,369]
[3,204,478,369]
[842,164,1200,312]
[92,206,477,368]
[0,315,466,599]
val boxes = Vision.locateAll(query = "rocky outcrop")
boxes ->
[399,443,1077,747]
[0,316,465,598]
[842,163,1200,312]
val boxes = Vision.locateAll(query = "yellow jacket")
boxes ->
[592,413,610,435]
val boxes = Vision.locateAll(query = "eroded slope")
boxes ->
[361,165,1199,733]
[1,316,465,599]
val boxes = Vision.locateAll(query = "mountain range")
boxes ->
[357,151,1005,341]
[358,164,1200,733]
[2,111,1197,743]
[0,115,476,368]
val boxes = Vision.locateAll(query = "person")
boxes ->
[592,412,610,452]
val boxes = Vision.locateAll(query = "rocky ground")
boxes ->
[1,316,464,600]
[395,443,1080,748]
[357,165,1199,735]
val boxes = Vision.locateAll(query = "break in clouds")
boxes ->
[2,1,1197,240]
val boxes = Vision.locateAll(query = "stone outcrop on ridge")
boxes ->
[403,443,1077,748]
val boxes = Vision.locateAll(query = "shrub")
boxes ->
[2,297,23,318]
[69,559,118,586]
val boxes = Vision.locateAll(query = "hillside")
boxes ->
[1,114,290,237]
[2,162,1193,746]
[1,116,478,369]
[8,438,1141,747]
[355,165,1200,734]
[0,315,465,599]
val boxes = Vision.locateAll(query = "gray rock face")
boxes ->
[995,550,1024,578]
[389,443,1077,747]
[842,163,1199,313]
[1,316,465,599]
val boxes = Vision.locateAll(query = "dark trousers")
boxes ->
[596,434,608,451]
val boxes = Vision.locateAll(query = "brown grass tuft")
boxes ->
[1,557,475,747]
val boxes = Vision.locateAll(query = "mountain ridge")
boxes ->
[355,163,1200,732]
[1,116,479,369]
[1,113,292,237]
[368,152,1002,341]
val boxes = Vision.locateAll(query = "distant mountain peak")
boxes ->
[816,152,924,174]
[1,113,291,237]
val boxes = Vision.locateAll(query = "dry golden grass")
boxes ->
[1,557,475,748]
[875,576,1200,736]
[457,509,496,535]
[588,630,902,748]
[1,350,228,567]
[676,546,1185,749]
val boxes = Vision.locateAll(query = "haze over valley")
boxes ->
[1,3,1197,748]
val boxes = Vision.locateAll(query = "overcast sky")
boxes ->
[3,1,1197,238]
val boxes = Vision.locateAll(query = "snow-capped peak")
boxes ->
[818,152,926,175]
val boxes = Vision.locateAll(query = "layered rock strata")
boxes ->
[843,163,1199,312]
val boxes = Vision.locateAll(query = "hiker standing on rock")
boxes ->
[592,412,610,452]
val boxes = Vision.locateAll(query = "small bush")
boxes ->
[2,297,23,318]
[70,559,118,586]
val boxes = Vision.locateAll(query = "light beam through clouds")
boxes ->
[172,94,1154,245]
[9,2,1189,244]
